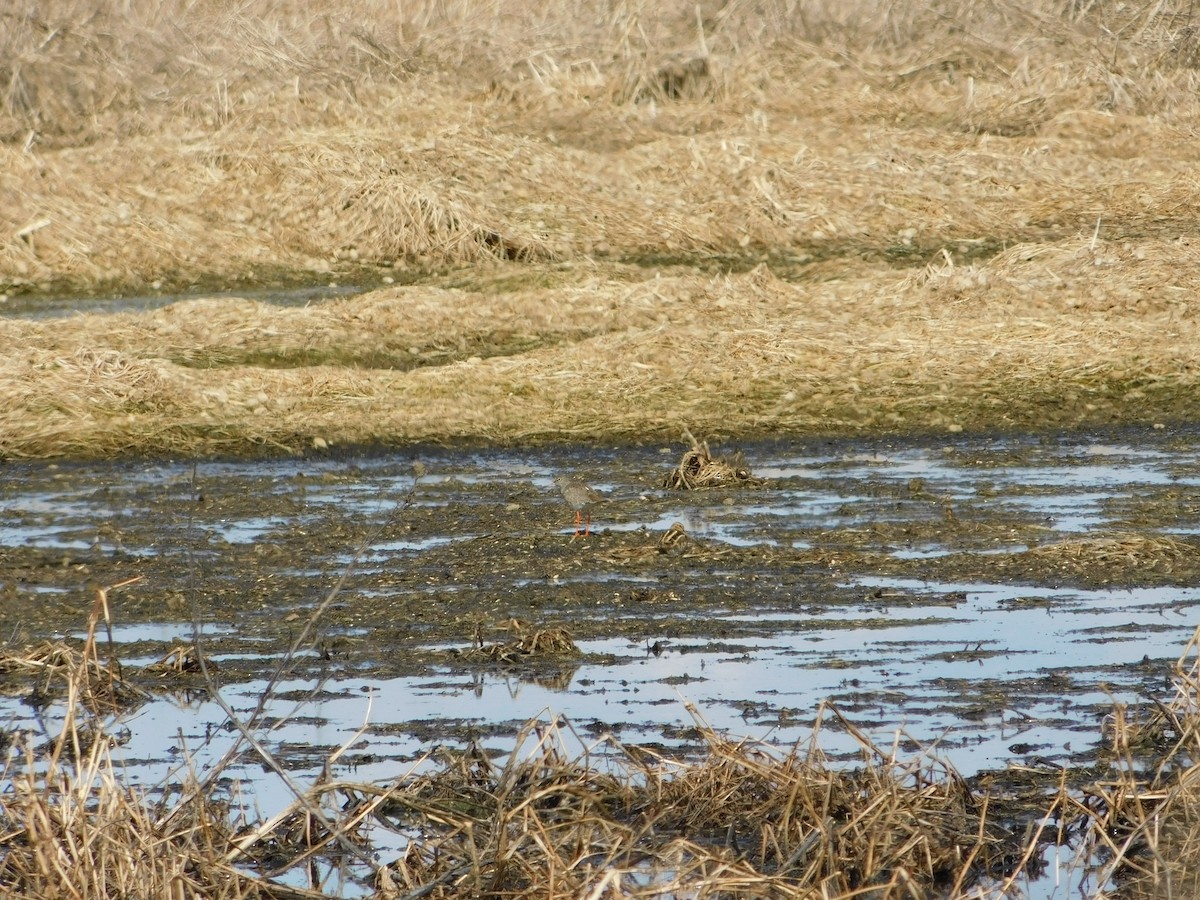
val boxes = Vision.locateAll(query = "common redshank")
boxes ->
[553,474,604,537]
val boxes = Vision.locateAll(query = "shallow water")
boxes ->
[2,426,1198,896]
[0,283,366,320]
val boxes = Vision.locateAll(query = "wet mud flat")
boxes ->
[2,426,1199,797]
[5,426,1200,898]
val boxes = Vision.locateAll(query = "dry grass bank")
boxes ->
[3,0,1200,454]
[1,241,1196,457]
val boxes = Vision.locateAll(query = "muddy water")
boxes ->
[2,429,1199,873]
[0,282,367,320]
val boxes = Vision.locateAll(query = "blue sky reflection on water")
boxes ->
[4,427,1200,897]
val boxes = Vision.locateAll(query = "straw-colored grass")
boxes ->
[460,619,581,664]
[5,0,1200,454]
[1000,534,1199,580]
[370,704,1064,899]
[2,238,1198,457]
[6,0,1200,287]
[1069,626,1200,897]
[11,610,1200,898]
[0,607,1068,900]
[663,429,765,490]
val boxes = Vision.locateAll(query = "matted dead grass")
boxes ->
[370,704,1064,899]
[663,430,764,490]
[1000,533,1200,581]
[32,619,1200,899]
[2,235,1198,456]
[459,619,581,664]
[5,0,1200,453]
[10,615,1200,898]
[5,0,1200,290]
[0,606,1068,900]
[0,578,150,712]
[1070,626,1200,898]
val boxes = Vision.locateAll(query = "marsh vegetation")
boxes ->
[3,0,1200,454]
[4,1,1200,896]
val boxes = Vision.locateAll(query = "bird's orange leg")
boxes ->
[584,512,592,537]
[573,510,583,537]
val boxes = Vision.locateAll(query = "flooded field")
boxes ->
[2,428,1199,897]
[11,0,1200,892]
[4,426,1198,800]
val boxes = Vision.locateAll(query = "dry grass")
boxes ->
[371,704,1062,899]
[1069,626,1200,898]
[1,240,1197,456]
[0,610,1069,899]
[663,429,764,490]
[460,619,581,664]
[10,600,1200,898]
[0,579,150,713]
[6,0,1200,285]
[1000,533,1200,580]
[5,0,1200,453]
[0,589,281,899]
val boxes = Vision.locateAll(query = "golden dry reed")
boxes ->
[4,594,1200,897]
[0,605,1050,899]
[4,0,1200,454]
